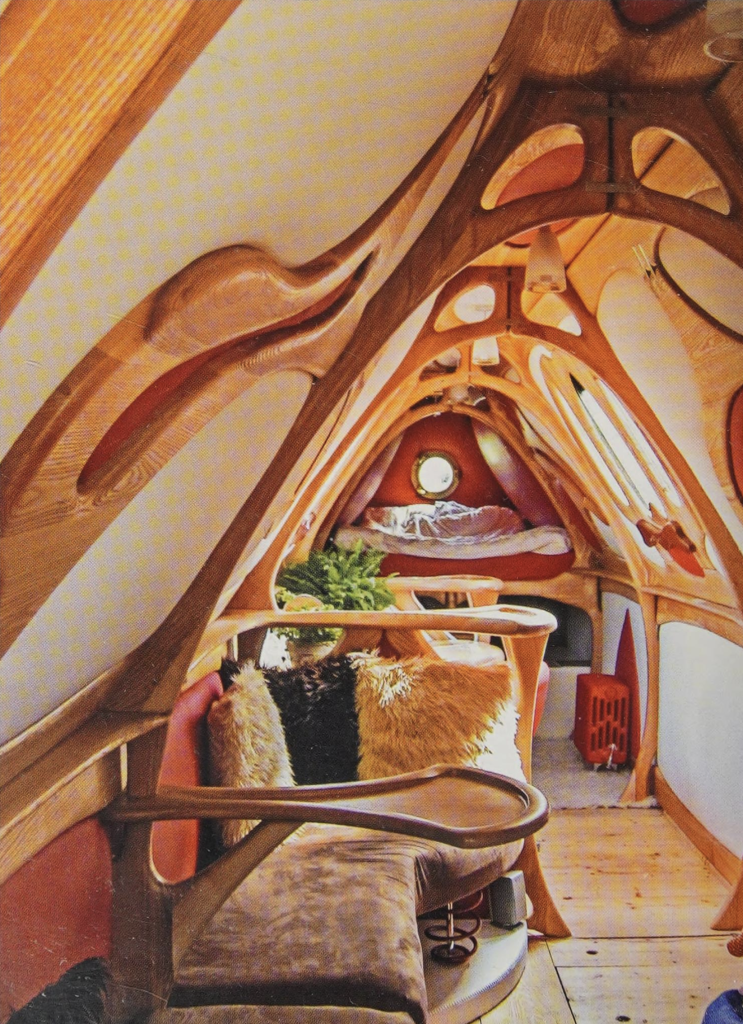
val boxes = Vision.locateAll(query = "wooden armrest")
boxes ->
[105,764,549,849]
[204,604,555,643]
[385,574,504,597]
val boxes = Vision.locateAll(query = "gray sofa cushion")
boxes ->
[292,824,523,915]
[172,826,522,1022]
[149,1008,415,1023]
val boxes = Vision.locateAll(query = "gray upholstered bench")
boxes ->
[167,824,523,1023]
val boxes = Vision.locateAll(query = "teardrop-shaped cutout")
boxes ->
[658,225,743,337]
[482,125,584,213]
[632,128,731,209]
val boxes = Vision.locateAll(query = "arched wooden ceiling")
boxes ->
[1,0,742,683]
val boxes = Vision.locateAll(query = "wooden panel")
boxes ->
[537,808,731,937]
[556,937,741,1024]
[0,0,243,325]
[550,933,735,968]
[511,0,719,89]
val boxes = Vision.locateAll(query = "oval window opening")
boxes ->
[413,452,460,499]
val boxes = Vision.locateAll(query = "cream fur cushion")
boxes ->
[353,654,525,782]
[207,662,295,846]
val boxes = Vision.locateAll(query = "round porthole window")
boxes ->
[412,451,460,499]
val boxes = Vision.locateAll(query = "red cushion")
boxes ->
[152,671,224,882]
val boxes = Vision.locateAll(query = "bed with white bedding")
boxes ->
[334,501,573,560]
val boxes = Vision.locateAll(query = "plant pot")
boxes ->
[286,640,336,665]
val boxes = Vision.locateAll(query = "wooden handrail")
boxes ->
[106,764,549,849]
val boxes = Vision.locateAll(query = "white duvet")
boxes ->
[335,501,572,558]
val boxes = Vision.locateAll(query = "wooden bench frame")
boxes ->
[101,603,566,1020]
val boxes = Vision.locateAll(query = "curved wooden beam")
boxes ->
[0,62,492,658]
[0,0,243,329]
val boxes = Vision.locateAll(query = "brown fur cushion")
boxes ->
[353,654,524,782]
[207,662,295,846]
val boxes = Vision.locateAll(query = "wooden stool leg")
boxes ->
[515,834,571,938]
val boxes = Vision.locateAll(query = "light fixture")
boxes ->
[453,284,496,323]
[472,336,500,365]
[524,226,566,293]
[445,382,472,404]
[704,0,743,61]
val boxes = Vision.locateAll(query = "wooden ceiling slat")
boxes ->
[0,0,242,328]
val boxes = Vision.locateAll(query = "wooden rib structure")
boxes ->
[1,0,743,1015]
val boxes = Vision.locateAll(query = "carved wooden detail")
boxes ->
[0,62,491,658]
[3,0,743,950]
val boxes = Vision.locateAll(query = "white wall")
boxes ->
[659,623,743,858]
[537,666,582,738]
[597,270,743,552]
[0,0,514,460]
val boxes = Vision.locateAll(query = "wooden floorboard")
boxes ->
[472,807,740,1024]
[557,939,741,1024]
[534,808,731,937]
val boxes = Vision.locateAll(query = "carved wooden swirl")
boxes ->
[0,65,492,658]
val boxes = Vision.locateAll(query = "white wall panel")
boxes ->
[598,270,743,551]
[659,623,743,858]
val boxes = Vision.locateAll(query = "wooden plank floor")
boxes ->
[479,808,741,1024]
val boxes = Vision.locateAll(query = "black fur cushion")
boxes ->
[8,958,110,1023]
[262,655,360,786]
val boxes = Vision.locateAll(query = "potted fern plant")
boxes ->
[275,542,396,662]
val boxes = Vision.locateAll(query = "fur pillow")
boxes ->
[207,662,295,847]
[263,654,360,786]
[353,654,525,782]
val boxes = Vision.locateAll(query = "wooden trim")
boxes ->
[0,712,166,884]
[0,752,122,887]
[654,767,743,930]
[0,665,115,787]
[600,577,640,603]
[654,767,740,886]
[629,591,659,801]
[0,0,243,327]
[656,595,743,647]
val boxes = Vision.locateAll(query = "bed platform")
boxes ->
[334,501,575,581]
